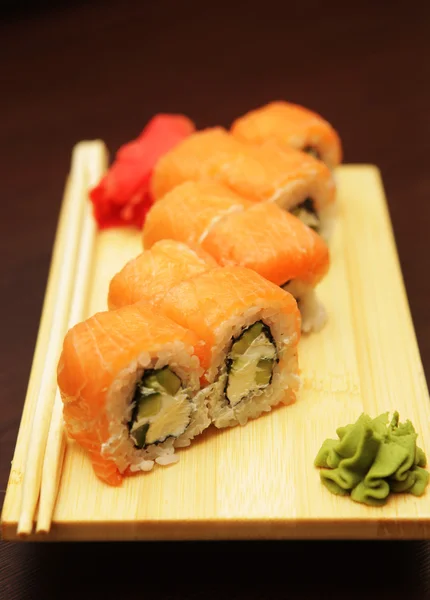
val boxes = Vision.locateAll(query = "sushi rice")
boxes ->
[282,280,327,334]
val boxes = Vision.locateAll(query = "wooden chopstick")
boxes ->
[36,206,95,533]
[16,147,87,536]
[17,141,107,536]
[36,143,107,533]
[34,394,67,534]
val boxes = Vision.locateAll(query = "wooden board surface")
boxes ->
[2,145,430,541]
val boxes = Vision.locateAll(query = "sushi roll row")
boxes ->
[58,262,301,485]
[57,101,341,486]
[141,181,329,333]
[151,126,337,240]
[89,101,342,233]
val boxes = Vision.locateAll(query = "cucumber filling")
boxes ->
[129,366,192,449]
[225,321,278,407]
[290,197,319,231]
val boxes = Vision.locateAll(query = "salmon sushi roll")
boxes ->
[57,302,211,486]
[150,127,336,238]
[143,182,329,332]
[108,239,217,310]
[159,266,301,428]
[202,203,329,333]
[231,101,342,169]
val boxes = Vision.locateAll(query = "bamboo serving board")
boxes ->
[2,141,430,541]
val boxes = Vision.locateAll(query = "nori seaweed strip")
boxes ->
[129,368,160,429]
[296,197,318,216]
[303,146,321,160]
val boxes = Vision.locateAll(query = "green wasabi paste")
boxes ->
[314,412,429,506]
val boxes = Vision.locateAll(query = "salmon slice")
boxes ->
[57,302,208,486]
[202,202,329,288]
[108,239,218,310]
[143,181,253,249]
[231,101,342,169]
[150,128,239,201]
[150,127,335,236]
[160,265,300,350]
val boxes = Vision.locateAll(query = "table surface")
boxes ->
[1,1,430,598]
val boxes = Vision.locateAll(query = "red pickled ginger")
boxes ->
[89,114,196,229]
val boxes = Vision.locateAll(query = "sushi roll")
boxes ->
[150,127,336,238]
[231,101,342,169]
[202,203,329,333]
[143,181,329,333]
[108,239,217,310]
[57,302,211,486]
[158,266,301,428]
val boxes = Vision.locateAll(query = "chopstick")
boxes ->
[34,392,67,534]
[36,143,106,533]
[17,141,107,536]
[35,204,96,533]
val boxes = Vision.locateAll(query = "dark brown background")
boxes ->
[1,1,430,598]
